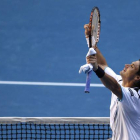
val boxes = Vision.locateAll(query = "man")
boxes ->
[84,24,140,140]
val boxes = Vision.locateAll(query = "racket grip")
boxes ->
[85,71,92,93]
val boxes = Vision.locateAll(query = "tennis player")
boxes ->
[84,24,140,140]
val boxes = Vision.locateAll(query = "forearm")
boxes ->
[87,54,122,99]
[94,45,108,68]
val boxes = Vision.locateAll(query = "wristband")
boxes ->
[94,66,105,78]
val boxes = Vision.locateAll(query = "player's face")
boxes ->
[120,60,140,81]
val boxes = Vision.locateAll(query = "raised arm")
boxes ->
[84,24,122,99]
[86,51,122,100]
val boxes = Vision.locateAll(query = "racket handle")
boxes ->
[85,71,92,93]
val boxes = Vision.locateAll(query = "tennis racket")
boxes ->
[85,7,101,93]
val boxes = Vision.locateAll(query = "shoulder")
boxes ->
[121,87,140,99]
[119,86,140,112]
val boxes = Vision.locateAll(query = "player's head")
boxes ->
[120,60,140,88]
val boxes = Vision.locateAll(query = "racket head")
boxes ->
[89,7,101,48]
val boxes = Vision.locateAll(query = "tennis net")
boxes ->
[0,117,112,140]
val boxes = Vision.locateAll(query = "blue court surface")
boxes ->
[0,0,140,117]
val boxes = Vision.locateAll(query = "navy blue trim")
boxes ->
[128,88,134,96]
[133,87,140,99]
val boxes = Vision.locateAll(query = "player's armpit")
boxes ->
[100,73,122,100]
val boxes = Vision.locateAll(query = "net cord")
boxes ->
[0,117,110,124]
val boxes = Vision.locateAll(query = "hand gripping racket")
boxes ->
[85,7,101,93]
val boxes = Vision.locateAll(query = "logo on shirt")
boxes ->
[128,88,134,96]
